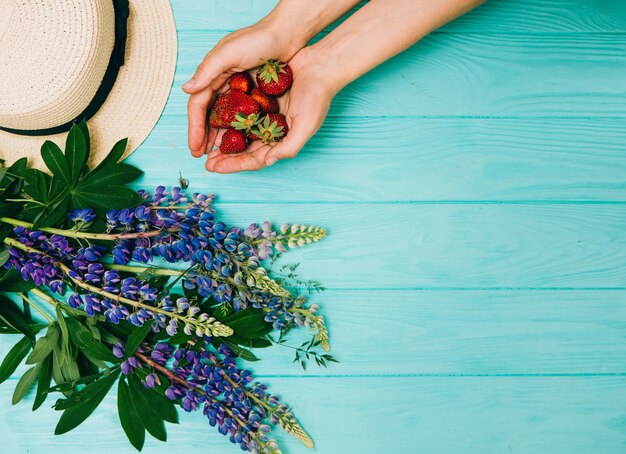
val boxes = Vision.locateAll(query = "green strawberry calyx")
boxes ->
[251,115,285,143]
[231,113,261,132]
[258,60,287,84]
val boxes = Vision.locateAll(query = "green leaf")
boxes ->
[118,377,146,451]
[220,308,273,339]
[81,163,143,187]
[94,138,128,170]
[56,307,70,366]
[41,141,71,185]
[0,295,35,340]
[128,374,167,442]
[0,336,32,384]
[32,195,71,229]
[32,354,53,411]
[23,168,51,203]
[72,185,144,215]
[26,323,60,364]
[54,369,120,434]
[65,124,88,181]
[133,369,179,424]
[12,365,39,405]
[124,320,153,357]
[77,119,91,158]
[219,339,259,362]
[0,268,35,292]
[0,247,9,268]
[65,317,120,363]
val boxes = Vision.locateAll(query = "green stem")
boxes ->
[0,216,175,241]
[105,263,184,276]
[3,237,233,337]
[19,293,54,323]
[5,198,46,206]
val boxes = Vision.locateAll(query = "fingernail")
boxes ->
[266,157,278,167]
[183,79,196,90]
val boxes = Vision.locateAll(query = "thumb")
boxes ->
[264,117,316,167]
[183,51,229,94]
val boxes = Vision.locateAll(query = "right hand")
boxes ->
[183,22,302,157]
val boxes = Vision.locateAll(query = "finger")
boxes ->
[204,127,219,155]
[264,116,315,166]
[183,49,229,94]
[187,89,214,156]
[208,145,274,174]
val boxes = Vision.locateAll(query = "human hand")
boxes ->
[204,49,339,173]
[183,21,304,157]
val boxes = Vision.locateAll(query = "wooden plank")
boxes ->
[168,32,626,118]
[2,291,624,377]
[1,376,625,453]
[183,203,626,289]
[131,116,626,202]
[171,0,626,33]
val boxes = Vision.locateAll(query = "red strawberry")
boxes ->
[251,113,288,143]
[249,87,279,113]
[256,60,293,96]
[208,95,230,128]
[220,129,248,154]
[209,91,260,129]
[229,71,253,93]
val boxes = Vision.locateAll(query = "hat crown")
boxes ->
[0,0,115,131]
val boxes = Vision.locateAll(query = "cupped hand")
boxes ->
[205,49,337,173]
[183,22,302,157]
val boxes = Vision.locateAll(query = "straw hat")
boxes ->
[0,0,177,169]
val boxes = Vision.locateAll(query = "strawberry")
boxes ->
[229,71,253,93]
[251,113,288,143]
[220,129,248,154]
[208,95,230,128]
[249,87,279,113]
[256,60,293,96]
[208,91,260,129]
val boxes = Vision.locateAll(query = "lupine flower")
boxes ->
[69,208,96,224]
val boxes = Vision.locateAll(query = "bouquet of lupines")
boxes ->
[0,122,334,453]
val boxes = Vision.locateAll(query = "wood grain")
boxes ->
[190,203,626,289]
[131,116,626,202]
[168,32,626,118]
[171,0,626,33]
[2,291,624,377]
[1,376,626,453]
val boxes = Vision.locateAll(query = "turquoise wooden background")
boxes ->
[2,0,626,452]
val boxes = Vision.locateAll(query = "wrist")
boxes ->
[258,2,323,57]
[290,46,347,97]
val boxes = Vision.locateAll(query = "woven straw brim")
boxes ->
[0,0,177,170]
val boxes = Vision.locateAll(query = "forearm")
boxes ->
[258,0,363,51]
[308,0,485,92]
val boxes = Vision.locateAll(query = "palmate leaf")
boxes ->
[72,185,144,215]
[65,124,88,180]
[127,373,167,442]
[0,336,32,385]
[22,168,51,203]
[124,320,154,357]
[134,368,179,424]
[80,163,142,187]
[41,141,71,185]
[118,377,146,451]
[54,368,121,435]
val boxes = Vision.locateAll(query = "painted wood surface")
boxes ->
[2,1,626,453]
